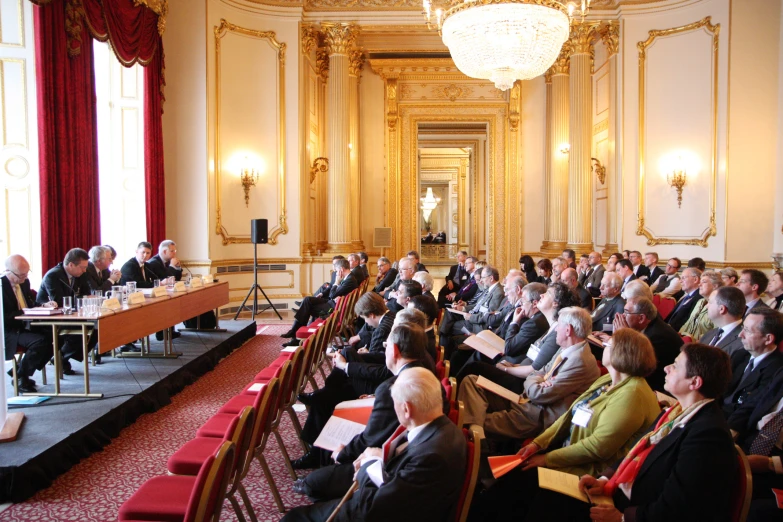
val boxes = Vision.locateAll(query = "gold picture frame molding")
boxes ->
[214,19,288,246]
[636,16,719,247]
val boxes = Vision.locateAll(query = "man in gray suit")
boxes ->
[579,251,606,297]
[458,307,600,440]
[590,272,625,333]
[440,266,504,353]
[700,286,745,356]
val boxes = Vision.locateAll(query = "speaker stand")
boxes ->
[233,243,283,321]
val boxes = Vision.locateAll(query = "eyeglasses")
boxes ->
[9,270,30,278]
[623,309,643,315]
[666,264,678,269]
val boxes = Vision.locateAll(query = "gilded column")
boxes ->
[541,44,571,255]
[322,22,358,253]
[348,48,365,250]
[566,23,600,254]
[601,22,620,254]
[315,48,330,253]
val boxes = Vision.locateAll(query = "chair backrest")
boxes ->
[185,441,235,522]
[271,360,294,428]
[656,296,677,321]
[283,346,307,408]
[252,377,282,456]
[681,335,693,344]
[455,426,482,522]
[731,444,753,522]
[438,345,445,364]
[447,400,464,428]
[436,360,450,381]
[225,407,255,492]
[449,377,457,402]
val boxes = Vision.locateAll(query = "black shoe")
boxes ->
[283,339,300,347]
[93,348,102,364]
[281,329,297,339]
[171,330,181,339]
[297,392,316,406]
[292,478,311,496]
[61,360,76,376]
[16,377,36,393]
[292,308,300,313]
[155,331,164,341]
[120,343,141,353]
[295,300,302,307]
[291,450,320,470]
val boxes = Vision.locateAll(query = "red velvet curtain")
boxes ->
[34,0,101,271]
[32,0,166,269]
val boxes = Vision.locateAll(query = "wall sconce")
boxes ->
[240,157,259,208]
[559,143,570,155]
[667,156,687,208]
[591,157,606,185]
[310,157,329,184]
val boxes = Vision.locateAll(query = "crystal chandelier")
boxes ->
[423,0,591,91]
[420,187,442,222]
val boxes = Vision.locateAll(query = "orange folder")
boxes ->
[488,455,524,479]
[333,406,374,425]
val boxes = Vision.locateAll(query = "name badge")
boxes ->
[586,283,593,288]
[526,343,541,361]
[479,305,489,314]
[572,405,593,428]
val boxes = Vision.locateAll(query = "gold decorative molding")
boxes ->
[310,157,328,184]
[214,19,288,245]
[600,21,619,56]
[431,84,474,102]
[508,82,521,132]
[304,0,419,8]
[547,42,572,76]
[568,21,601,55]
[316,49,329,80]
[301,23,318,55]
[133,0,167,35]
[636,16,719,248]
[321,22,358,55]
[591,157,606,185]
[386,77,399,129]
[593,119,609,135]
[348,49,364,77]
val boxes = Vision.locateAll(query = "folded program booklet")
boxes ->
[475,375,529,404]
[313,416,367,452]
[538,468,614,506]
[464,330,505,359]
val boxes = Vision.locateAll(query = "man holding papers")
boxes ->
[293,323,444,499]
[458,307,600,440]
[341,292,397,365]
[284,367,466,522]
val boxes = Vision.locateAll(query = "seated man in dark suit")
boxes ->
[341,292,397,365]
[407,250,427,273]
[441,256,478,307]
[644,251,664,286]
[723,308,783,418]
[307,255,345,300]
[560,267,593,311]
[285,365,465,522]
[384,258,416,310]
[700,285,745,356]
[348,253,368,285]
[616,259,636,292]
[373,256,397,294]
[437,250,469,307]
[282,258,357,343]
[358,251,370,281]
[590,272,625,333]
[146,239,183,283]
[120,241,154,289]
[629,250,651,282]
[37,248,95,372]
[739,269,770,317]
[730,366,783,522]
[3,254,53,392]
[665,267,703,332]
[85,245,121,293]
[292,321,438,472]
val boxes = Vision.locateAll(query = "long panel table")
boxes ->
[16,281,230,398]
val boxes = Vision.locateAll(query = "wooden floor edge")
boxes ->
[0,412,25,443]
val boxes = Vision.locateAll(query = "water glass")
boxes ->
[153,279,160,288]
[92,290,102,297]
[127,281,137,293]
[62,296,73,314]
[76,298,84,313]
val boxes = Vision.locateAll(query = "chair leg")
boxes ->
[237,482,259,522]
[286,407,308,452]
[12,354,19,397]
[273,428,298,480]
[40,362,46,386]
[256,453,286,513]
[228,494,248,522]
[307,375,319,392]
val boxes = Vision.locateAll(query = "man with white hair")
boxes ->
[85,245,121,293]
[147,239,183,282]
[285,366,466,522]
[458,307,600,440]
[666,267,703,332]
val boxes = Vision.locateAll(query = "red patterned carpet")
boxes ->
[0,323,315,522]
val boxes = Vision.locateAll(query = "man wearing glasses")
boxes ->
[649,257,683,298]
[2,255,53,392]
[384,258,415,312]
[666,267,703,332]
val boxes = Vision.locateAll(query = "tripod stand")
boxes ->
[233,241,282,320]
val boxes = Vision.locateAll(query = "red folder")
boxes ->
[333,406,374,425]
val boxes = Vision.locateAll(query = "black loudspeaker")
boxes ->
[251,219,268,244]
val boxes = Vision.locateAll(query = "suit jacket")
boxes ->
[633,264,651,282]
[699,325,744,357]
[576,284,594,311]
[503,311,550,361]
[665,291,703,332]
[2,275,37,357]
[514,325,559,368]
[620,273,637,291]
[444,264,469,291]
[374,268,398,294]
[591,295,626,332]
[455,277,478,303]
[580,265,605,297]
[466,283,505,330]
[521,342,601,431]
[745,299,770,318]
[642,316,684,392]
[723,349,783,417]
[328,273,359,306]
[84,262,117,293]
[146,254,182,281]
[119,257,155,288]
[647,266,664,286]
[360,264,370,281]
[618,401,737,522]
[350,266,368,285]
[36,263,91,306]
[415,262,427,273]
[342,415,466,522]
[730,367,783,445]
[367,313,396,354]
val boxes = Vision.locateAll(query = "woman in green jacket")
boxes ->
[468,328,661,521]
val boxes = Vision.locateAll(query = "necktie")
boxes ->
[68,276,74,289]
[745,359,755,375]
[592,300,607,317]
[710,329,724,346]
[674,293,692,314]
[140,264,146,281]
[14,284,27,310]
[749,410,783,456]
[544,354,564,380]
[383,426,408,462]
[744,305,750,317]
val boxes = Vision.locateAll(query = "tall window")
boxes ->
[93,40,146,265]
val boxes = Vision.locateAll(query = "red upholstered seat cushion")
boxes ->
[218,394,258,415]
[296,318,324,339]
[167,437,222,476]
[241,380,271,396]
[195,413,236,438]
[118,475,195,522]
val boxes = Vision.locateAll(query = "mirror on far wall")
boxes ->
[420,184,450,244]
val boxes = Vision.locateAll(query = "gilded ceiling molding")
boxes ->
[133,0,168,35]
[600,21,620,56]
[348,49,365,77]
[568,21,601,55]
[305,0,419,10]
[301,23,318,54]
[316,48,330,80]
[321,22,358,55]
[508,82,521,132]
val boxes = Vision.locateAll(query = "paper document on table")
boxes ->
[476,376,528,404]
[313,416,367,452]
[448,308,470,318]
[22,308,63,316]
[537,468,614,506]
[464,330,505,359]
